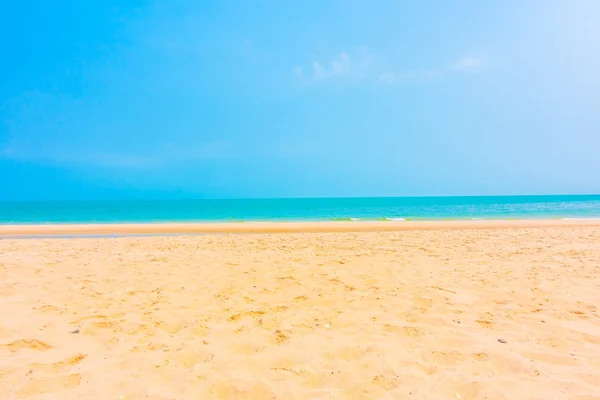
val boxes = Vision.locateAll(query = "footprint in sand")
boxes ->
[372,374,401,391]
[2,339,52,352]
[476,319,493,328]
[274,330,292,344]
[30,354,87,373]
[383,324,424,338]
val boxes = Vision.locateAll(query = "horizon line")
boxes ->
[2,193,600,203]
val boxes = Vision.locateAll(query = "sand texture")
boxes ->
[1,227,600,399]
[2,219,600,236]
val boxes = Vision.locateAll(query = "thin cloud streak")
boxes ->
[453,57,486,70]
[295,52,485,85]
[380,56,486,85]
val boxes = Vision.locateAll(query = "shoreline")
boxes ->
[2,219,600,236]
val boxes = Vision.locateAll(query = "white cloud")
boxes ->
[313,53,351,79]
[380,56,486,85]
[453,57,485,70]
[331,52,351,75]
[295,51,484,85]
[313,61,326,79]
[296,52,357,82]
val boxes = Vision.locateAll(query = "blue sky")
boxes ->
[1,0,600,200]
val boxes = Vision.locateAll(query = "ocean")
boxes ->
[1,195,600,224]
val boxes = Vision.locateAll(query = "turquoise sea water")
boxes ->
[1,195,600,224]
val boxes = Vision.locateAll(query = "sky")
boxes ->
[1,0,600,200]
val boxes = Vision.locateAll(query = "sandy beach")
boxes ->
[2,224,600,399]
[2,219,600,236]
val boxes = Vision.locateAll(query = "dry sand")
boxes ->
[2,219,600,236]
[1,225,600,399]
